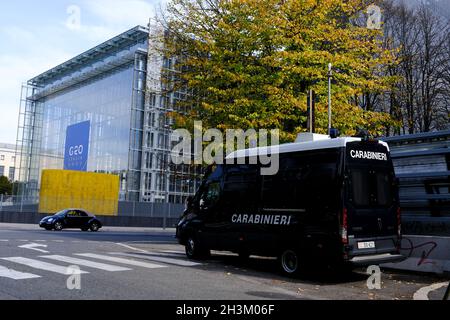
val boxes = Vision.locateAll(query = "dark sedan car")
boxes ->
[39,209,102,232]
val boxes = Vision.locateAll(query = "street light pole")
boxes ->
[328,63,333,135]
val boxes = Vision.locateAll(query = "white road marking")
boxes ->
[52,240,64,243]
[75,253,165,269]
[115,243,147,253]
[160,250,185,255]
[35,240,47,242]
[41,255,132,272]
[413,282,449,300]
[18,243,49,253]
[0,240,9,242]
[1,257,89,275]
[111,252,201,267]
[125,240,174,244]
[0,265,41,280]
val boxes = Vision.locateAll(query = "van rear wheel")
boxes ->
[185,236,210,260]
[280,249,301,276]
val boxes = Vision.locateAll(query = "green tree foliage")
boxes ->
[0,176,12,196]
[162,0,398,142]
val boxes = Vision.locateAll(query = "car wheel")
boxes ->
[280,249,301,276]
[90,222,100,232]
[185,235,210,260]
[54,222,63,231]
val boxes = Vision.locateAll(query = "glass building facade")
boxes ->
[40,67,133,176]
[16,25,200,204]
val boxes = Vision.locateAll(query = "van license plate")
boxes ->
[358,241,376,249]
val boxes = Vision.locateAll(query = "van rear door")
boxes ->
[344,141,399,256]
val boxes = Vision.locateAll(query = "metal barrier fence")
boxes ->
[0,195,185,218]
[383,130,450,217]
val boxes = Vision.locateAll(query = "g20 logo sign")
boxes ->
[69,145,84,156]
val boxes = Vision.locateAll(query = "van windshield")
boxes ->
[349,168,393,207]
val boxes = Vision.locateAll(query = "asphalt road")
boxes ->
[0,223,448,300]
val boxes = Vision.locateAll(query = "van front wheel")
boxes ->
[280,249,301,276]
[185,236,210,260]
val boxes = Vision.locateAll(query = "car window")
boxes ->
[67,211,78,217]
[55,210,67,217]
[77,211,88,217]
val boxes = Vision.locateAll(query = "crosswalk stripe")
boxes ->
[110,252,201,267]
[160,250,185,255]
[75,253,165,269]
[0,265,41,280]
[1,257,89,275]
[40,255,132,272]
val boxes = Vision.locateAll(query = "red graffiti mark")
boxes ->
[401,238,438,266]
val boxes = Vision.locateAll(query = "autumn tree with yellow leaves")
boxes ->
[160,0,398,142]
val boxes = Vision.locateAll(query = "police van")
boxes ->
[176,133,405,275]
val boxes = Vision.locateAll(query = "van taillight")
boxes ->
[397,207,402,238]
[341,208,348,244]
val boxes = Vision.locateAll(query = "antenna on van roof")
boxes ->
[327,63,333,135]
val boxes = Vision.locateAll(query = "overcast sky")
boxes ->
[0,0,164,144]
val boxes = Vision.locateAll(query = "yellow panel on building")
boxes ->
[39,170,119,216]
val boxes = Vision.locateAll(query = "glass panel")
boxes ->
[351,170,370,206]
[350,169,393,207]
[376,172,393,206]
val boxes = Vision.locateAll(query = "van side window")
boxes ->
[262,150,340,211]
[222,164,259,208]
[200,182,221,209]
[262,154,308,209]
[302,151,340,209]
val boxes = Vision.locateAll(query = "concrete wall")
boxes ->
[383,130,450,217]
[383,235,450,274]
